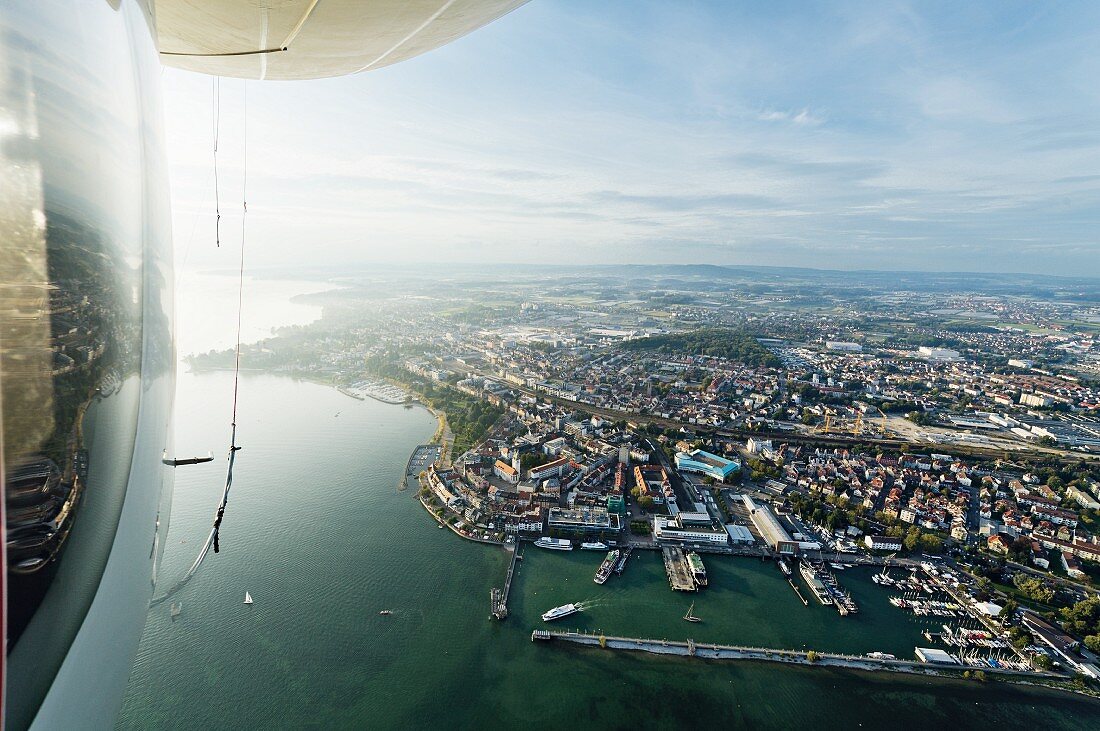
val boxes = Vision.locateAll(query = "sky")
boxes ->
[163,0,1100,277]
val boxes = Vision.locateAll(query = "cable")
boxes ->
[214,80,248,555]
[213,76,221,247]
[151,82,248,607]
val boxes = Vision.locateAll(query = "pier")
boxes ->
[491,542,522,620]
[787,578,809,606]
[661,546,696,592]
[530,630,1059,681]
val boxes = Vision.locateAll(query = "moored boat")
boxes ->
[594,550,620,584]
[534,537,573,551]
[580,541,608,550]
[687,552,707,588]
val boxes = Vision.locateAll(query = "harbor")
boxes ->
[122,372,1100,731]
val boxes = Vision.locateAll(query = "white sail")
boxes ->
[244,592,253,604]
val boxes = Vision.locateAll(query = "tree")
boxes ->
[1013,574,1055,605]
[919,534,944,554]
[638,495,655,510]
[1085,635,1100,654]
[1032,654,1053,671]
[1008,626,1033,649]
[903,526,922,552]
[806,650,820,663]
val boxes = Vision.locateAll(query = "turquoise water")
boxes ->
[119,371,1100,729]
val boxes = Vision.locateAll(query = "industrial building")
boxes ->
[724,524,757,546]
[741,495,799,555]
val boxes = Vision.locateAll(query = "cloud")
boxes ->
[756,108,824,126]
[162,1,1100,277]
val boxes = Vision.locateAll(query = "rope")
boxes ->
[214,80,248,555]
[213,76,221,247]
[151,82,248,607]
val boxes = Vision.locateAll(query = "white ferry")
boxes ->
[534,537,573,551]
[580,541,608,550]
[541,603,580,622]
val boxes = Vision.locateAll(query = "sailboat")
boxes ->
[683,601,702,623]
[244,592,253,605]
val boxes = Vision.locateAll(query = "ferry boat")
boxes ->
[534,537,573,551]
[594,550,619,584]
[541,603,580,622]
[687,552,707,588]
[580,541,608,550]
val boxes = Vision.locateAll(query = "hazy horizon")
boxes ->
[165,1,1100,277]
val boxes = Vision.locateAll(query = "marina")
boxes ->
[338,379,410,405]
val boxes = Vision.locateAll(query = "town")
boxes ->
[191,264,1100,687]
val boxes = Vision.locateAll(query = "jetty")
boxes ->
[491,542,522,620]
[661,546,696,592]
[530,630,1059,681]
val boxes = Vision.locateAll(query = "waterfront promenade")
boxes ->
[532,630,1060,681]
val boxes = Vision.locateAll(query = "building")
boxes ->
[634,465,674,504]
[494,459,520,484]
[917,347,961,361]
[653,516,729,546]
[724,524,756,546]
[527,456,568,481]
[547,506,621,539]
[1062,551,1087,580]
[675,449,740,482]
[741,495,799,555]
[826,341,862,352]
[915,647,958,665]
[746,437,773,455]
[864,535,903,551]
[677,511,712,527]
[1020,392,1054,408]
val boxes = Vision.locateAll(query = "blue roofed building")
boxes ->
[674,449,740,482]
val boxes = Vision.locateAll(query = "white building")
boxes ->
[917,347,961,361]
